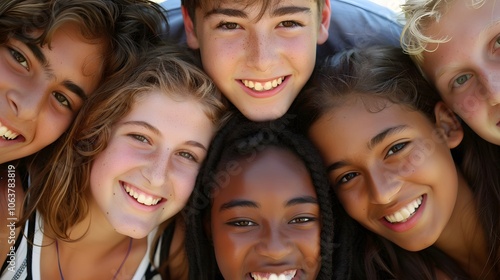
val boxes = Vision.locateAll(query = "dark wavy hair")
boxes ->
[184,111,344,280]
[2,0,171,183]
[292,45,500,279]
[0,0,168,83]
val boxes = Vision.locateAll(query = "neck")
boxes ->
[43,199,148,280]
[434,171,492,278]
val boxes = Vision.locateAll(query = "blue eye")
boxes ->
[452,74,472,88]
[494,36,500,50]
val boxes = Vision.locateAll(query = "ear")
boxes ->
[181,5,200,49]
[317,0,331,44]
[434,101,463,149]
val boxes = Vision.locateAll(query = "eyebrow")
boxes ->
[326,125,408,173]
[121,121,208,150]
[26,42,88,101]
[272,6,311,17]
[219,199,259,211]
[122,120,161,135]
[367,125,408,150]
[285,195,318,207]
[186,140,208,151]
[219,195,318,212]
[205,5,311,19]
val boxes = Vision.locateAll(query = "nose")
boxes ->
[368,168,403,205]
[245,30,277,72]
[255,223,293,260]
[6,86,45,121]
[142,150,170,188]
[481,71,500,106]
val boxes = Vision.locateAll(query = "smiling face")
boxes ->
[89,90,215,239]
[182,0,330,121]
[210,147,321,280]
[0,23,105,163]
[419,0,500,145]
[308,97,462,251]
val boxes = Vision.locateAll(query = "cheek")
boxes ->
[211,225,241,276]
[38,113,73,146]
[447,92,487,122]
[336,190,366,220]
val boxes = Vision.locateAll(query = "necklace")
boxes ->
[55,237,133,280]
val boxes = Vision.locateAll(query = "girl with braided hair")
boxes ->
[184,112,344,280]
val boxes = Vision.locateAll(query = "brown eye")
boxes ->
[279,21,299,28]
[9,48,29,70]
[217,22,239,30]
[52,92,71,108]
[339,172,359,184]
[386,142,408,158]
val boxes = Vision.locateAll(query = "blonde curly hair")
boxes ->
[401,0,486,64]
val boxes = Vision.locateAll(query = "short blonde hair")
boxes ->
[400,0,485,64]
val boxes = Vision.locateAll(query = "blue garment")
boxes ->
[161,0,403,59]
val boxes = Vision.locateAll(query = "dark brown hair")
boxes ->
[293,45,500,279]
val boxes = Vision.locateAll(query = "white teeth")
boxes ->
[0,122,19,140]
[251,270,296,280]
[385,196,423,223]
[124,185,161,206]
[242,77,284,92]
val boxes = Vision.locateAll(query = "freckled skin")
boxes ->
[419,0,500,145]
[183,0,331,121]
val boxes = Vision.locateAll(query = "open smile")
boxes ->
[0,121,20,140]
[250,269,298,280]
[122,182,162,206]
[384,195,423,223]
[241,76,286,92]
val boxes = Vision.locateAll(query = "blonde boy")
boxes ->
[402,0,500,145]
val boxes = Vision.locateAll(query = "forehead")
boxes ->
[420,0,500,72]
[213,147,315,199]
[197,0,320,14]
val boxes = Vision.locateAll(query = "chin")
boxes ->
[113,223,153,239]
[244,107,289,122]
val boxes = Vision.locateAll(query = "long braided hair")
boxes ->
[184,111,337,279]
